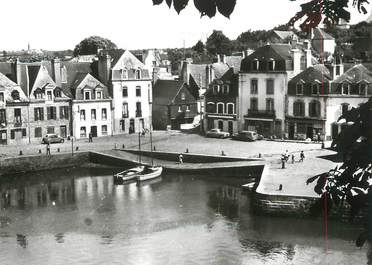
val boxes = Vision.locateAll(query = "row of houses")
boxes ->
[0,49,152,145]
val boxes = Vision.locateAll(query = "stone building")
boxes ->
[97,49,152,134]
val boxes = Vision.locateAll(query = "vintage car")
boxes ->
[231,131,261,142]
[205,128,230,139]
[42,134,65,144]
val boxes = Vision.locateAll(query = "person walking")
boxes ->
[291,154,295,164]
[284,150,289,162]
[46,143,51,156]
[88,132,93,143]
[300,151,305,162]
[178,153,183,164]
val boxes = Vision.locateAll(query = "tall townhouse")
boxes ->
[21,61,71,142]
[0,72,29,145]
[239,44,311,137]
[68,73,112,139]
[287,64,331,140]
[204,68,239,135]
[97,49,152,134]
[326,64,372,140]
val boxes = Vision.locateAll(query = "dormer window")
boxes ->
[136,70,141,79]
[312,83,320,95]
[47,90,52,100]
[359,83,367,96]
[178,106,182,112]
[11,90,20,100]
[0,92,4,102]
[268,59,275,71]
[186,105,190,112]
[223,85,229,94]
[342,83,350,95]
[296,83,304,95]
[84,91,91,100]
[181,92,186,100]
[54,88,62,98]
[35,88,43,99]
[122,69,128,79]
[213,85,219,95]
[252,59,259,71]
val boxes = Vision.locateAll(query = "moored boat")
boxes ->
[137,166,163,181]
[113,166,145,183]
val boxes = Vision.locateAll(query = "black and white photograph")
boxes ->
[0,0,372,264]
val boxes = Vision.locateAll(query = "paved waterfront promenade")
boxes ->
[0,131,338,198]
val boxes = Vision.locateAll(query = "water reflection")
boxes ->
[16,234,27,248]
[208,186,240,220]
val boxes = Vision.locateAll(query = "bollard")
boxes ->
[57,148,60,153]
[114,143,117,150]
[186,148,189,153]
[321,142,325,149]
[281,158,285,169]
[122,144,125,149]
[76,146,79,151]
[278,184,283,191]
[258,153,262,158]
[19,151,23,156]
[38,149,42,154]
[221,151,226,156]
[153,146,156,151]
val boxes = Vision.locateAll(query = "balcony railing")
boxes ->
[14,120,22,127]
[245,109,276,119]
[122,113,129,119]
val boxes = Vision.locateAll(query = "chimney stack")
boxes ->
[51,58,61,87]
[291,48,301,74]
[304,40,312,69]
[98,53,112,85]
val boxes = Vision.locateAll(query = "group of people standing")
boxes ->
[283,150,305,163]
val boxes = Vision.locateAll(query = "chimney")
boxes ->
[98,53,112,85]
[304,40,312,68]
[206,65,214,85]
[12,58,22,85]
[291,48,301,74]
[181,60,191,84]
[332,54,344,79]
[217,54,221,63]
[51,58,61,87]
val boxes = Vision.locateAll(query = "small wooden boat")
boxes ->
[137,166,163,181]
[113,166,145,183]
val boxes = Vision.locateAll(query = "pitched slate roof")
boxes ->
[224,56,243,73]
[245,44,293,62]
[153,79,185,105]
[333,64,372,84]
[0,62,13,77]
[0,71,17,87]
[289,64,332,85]
[0,72,29,103]
[70,73,110,100]
[100,49,126,67]
[273,30,298,40]
[312,28,334,40]
[61,61,93,98]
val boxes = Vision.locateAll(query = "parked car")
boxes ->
[42,134,64,144]
[231,131,260,142]
[205,128,230,139]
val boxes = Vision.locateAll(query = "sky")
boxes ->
[0,0,370,51]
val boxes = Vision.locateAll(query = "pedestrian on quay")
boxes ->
[88,132,93,143]
[178,153,183,164]
[300,151,305,162]
[46,143,51,156]
[291,154,295,164]
[284,150,289,161]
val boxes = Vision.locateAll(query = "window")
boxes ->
[0,109,6,124]
[309,100,320,117]
[47,90,52,100]
[101,125,108,135]
[120,120,125,131]
[342,83,349,95]
[251,79,258,94]
[217,103,224,114]
[14,108,21,124]
[34,107,44,121]
[266,98,274,112]
[268,59,275,71]
[35,127,42,138]
[266,79,274,95]
[122,103,129,118]
[47,107,57,120]
[136,86,141,97]
[85,91,90,100]
[227,103,234,114]
[186,105,190,112]
[223,85,229,94]
[102,108,107,120]
[251,98,258,111]
[136,102,142,117]
[54,88,62,97]
[312,83,320,95]
[178,106,182,112]
[213,85,219,95]
[336,65,340,76]
[122,70,128,79]
[0,92,4,102]
[296,83,304,95]
[136,70,141,79]
[60,106,69,120]
[181,92,186,100]
[91,109,96,120]
[80,109,86,121]
[80,127,86,138]
[359,83,367,95]
[35,89,43,99]
[341,103,349,116]
[96,91,102,99]
[47,126,55,134]
[11,90,19,100]
[293,101,305,116]
[252,59,259,71]
[206,102,216,113]
[122,86,128,97]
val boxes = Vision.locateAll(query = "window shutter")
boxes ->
[11,130,15,139]
[22,129,26,137]
[47,107,51,120]
[34,108,38,121]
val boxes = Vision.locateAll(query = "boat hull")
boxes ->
[137,166,163,181]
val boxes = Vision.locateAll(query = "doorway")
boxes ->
[218,120,223,130]
[306,126,313,140]
[60,126,67,138]
[90,126,97,137]
[228,121,233,135]
[129,119,135,134]
[289,124,295,139]
[0,130,7,145]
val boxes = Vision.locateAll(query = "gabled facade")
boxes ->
[0,72,29,145]
[98,49,152,134]
[69,73,112,139]
[152,80,198,130]
[239,44,311,137]
[204,68,239,134]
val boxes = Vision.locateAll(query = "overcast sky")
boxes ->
[1,0,370,51]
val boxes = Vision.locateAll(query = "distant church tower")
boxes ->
[27,42,30,53]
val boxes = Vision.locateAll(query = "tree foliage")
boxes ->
[193,40,205,54]
[307,98,372,248]
[73,36,117,57]
[152,0,370,29]
[206,30,233,55]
